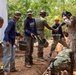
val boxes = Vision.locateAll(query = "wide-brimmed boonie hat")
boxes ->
[14,11,21,18]
[27,9,33,14]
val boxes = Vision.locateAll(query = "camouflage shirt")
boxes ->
[35,17,47,31]
[63,16,76,40]
[35,17,48,38]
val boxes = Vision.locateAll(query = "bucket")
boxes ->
[19,41,28,51]
[42,39,49,48]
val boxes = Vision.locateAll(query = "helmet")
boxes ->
[54,16,60,21]
[42,38,49,48]
[27,9,33,14]
[62,11,72,17]
[40,10,46,16]
[14,11,21,18]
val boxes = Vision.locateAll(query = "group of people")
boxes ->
[0,9,76,75]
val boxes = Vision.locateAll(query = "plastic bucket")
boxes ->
[19,41,28,51]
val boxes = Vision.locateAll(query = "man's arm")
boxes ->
[45,24,59,32]
[44,23,52,30]
[4,21,13,42]
[4,21,13,46]
[34,19,38,35]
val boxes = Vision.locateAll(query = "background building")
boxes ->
[0,0,7,41]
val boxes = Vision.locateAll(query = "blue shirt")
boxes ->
[4,19,20,45]
[24,17,38,37]
[52,23,64,38]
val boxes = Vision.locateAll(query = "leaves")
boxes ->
[8,0,76,38]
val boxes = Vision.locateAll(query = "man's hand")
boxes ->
[20,35,23,38]
[37,35,42,41]
[6,41,10,46]
[62,37,66,41]
[54,28,59,32]
[52,27,58,32]
[31,33,35,38]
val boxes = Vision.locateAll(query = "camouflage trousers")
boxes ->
[37,39,44,58]
[69,39,76,52]
[69,39,76,69]
[24,37,34,64]
[50,37,69,56]
[37,31,44,58]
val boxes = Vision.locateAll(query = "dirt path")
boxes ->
[0,39,76,75]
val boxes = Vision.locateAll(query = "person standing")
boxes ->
[61,11,76,74]
[62,11,76,50]
[50,16,69,57]
[35,10,57,60]
[3,11,22,75]
[24,9,40,68]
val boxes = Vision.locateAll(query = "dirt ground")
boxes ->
[0,39,76,75]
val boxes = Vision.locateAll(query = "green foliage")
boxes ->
[8,0,76,38]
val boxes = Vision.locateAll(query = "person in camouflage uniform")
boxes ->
[61,11,76,74]
[35,10,57,60]
[24,9,40,68]
[62,11,76,52]
[49,16,69,57]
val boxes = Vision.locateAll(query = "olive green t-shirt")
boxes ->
[35,17,47,30]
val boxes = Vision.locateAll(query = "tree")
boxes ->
[8,0,76,38]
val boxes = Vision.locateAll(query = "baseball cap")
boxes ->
[62,11,72,17]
